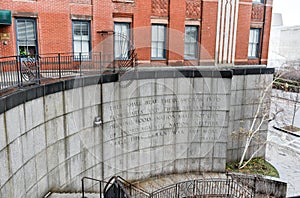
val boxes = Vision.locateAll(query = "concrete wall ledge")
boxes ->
[0,66,274,114]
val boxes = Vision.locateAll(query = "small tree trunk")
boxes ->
[238,138,251,169]
[291,94,299,129]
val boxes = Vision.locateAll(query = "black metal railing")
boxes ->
[149,178,253,198]
[103,176,133,198]
[0,55,20,90]
[115,176,150,198]
[0,51,137,91]
[228,172,287,198]
[273,77,300,92]
[81,176,111,198]
[84,175,255,198]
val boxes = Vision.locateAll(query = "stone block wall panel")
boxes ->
[0,67,274,197]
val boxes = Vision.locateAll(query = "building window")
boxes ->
[184,26,198,60]
[72,21,90,59]
[248,28,260,58]
[151,24,166,59]
[114,22,130,60]
[252,0,263,3]
[16,18,38,56]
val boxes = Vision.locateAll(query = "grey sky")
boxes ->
[273,0,300,26]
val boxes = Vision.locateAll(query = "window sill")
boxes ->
[112,0,134,3]
[184,58,198,61]
[252,2,264,5]
[13,0,36,2]
[151,58,166,61]
[248,57,259,60]
[114,58,130,61]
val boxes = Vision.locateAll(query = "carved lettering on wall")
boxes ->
[108,95,227,121]
[104,93,229,147]
[109,127,222,146]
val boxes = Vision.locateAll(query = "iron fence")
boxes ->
[116,176,150,198]
[150,178,253,198]
[0,55,20,90]
[228,172,287,198]
[273,77,300,92]
[94,176,254,198]
[104,176,133,198]
[0,51,137,91]
[81,176,109,198]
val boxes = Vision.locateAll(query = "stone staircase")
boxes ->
[46,173,254,198]
[47,192,102,198]
[132,172,227,193]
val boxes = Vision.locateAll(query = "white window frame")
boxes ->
[114,22,130,60]
[16,18,38,57]
[248,28,261,58]
[151,24,167,60]
[72,20,91,60]
[252,0,263,4]
[184,25,198,60]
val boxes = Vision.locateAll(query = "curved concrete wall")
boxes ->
[0,67,274,197]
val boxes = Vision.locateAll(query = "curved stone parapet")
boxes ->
[0,66,274,197]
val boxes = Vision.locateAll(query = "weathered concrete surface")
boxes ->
[0,67,274,197]
[266,126,300,197]
[267,89,300,197]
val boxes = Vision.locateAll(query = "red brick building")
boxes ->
[0,0,272,66]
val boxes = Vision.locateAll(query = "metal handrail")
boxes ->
[273,80,300,88]
[116,176,150,197]
[150,178,253,198]
[83,175,255,198]
[103,176,132,198]
[81,176,110,198]
[0,51,138,92]
[275,77,300,84]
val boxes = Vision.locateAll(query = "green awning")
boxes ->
[0,10,12,25]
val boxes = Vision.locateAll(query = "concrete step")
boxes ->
[132,173,227,193]
[47,192,102,198]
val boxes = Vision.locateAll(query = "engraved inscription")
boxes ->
[103,90,229,147]
[106,94,228,120]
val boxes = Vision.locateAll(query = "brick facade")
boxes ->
[0,0,272,65]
